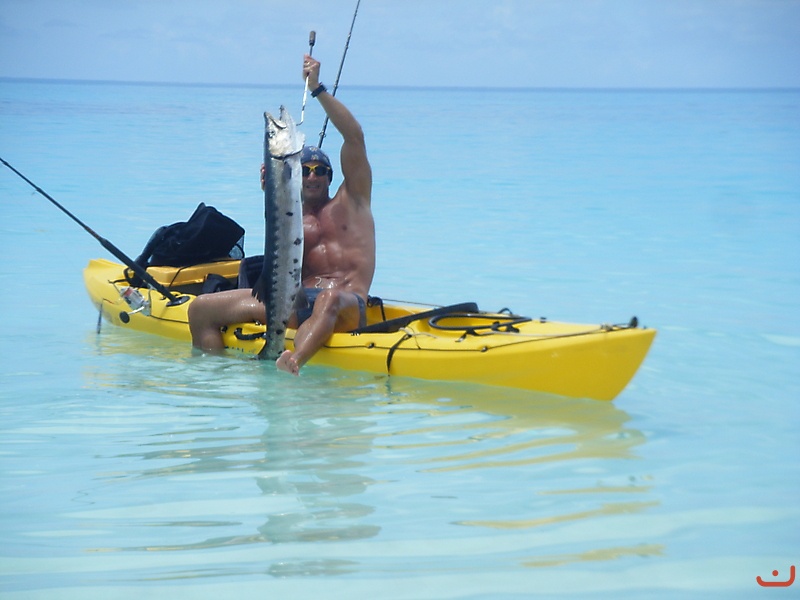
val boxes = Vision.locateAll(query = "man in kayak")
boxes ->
[188,54,375,375]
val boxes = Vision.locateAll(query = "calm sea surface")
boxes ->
[1,80,798,598]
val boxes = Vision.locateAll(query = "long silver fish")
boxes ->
[253,106,305,360]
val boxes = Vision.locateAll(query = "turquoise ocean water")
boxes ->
[1,80,798,598]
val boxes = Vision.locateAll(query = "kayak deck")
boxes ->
[83,257,656,400]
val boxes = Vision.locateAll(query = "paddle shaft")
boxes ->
[0,156,181,303]
[318,0,362,148]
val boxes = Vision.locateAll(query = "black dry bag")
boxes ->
[133,203,245,271]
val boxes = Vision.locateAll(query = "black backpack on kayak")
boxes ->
[127,203,244,286]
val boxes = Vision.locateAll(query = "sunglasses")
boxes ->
[302,164,332,177]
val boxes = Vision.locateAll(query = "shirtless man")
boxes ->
[188,54,375,375]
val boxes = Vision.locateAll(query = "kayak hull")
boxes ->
[84,258,656,401]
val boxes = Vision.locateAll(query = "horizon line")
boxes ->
[2,76,798,93]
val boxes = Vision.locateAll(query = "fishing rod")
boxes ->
[318,0,362,148]
[298,30,316,125]
[0,156,184,305]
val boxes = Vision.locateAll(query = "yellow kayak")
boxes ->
[83,258,656,401]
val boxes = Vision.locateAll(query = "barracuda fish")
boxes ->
[253,106,305,360]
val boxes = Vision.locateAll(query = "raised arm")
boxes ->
[303,54,372,206]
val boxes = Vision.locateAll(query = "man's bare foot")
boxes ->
[276,350,300,375]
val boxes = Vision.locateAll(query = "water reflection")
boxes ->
[330,372,657,550]
[83,330,381,552]
[253,388,381,545]
[76,328,658,575]
[373,376,646,472]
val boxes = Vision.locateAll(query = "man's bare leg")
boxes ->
[188,288,266,352]
[276,289,361,375]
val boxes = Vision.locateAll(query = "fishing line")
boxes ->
[0,156,184,305]
[318,0,362,148]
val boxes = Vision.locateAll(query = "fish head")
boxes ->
[264,106,305,159]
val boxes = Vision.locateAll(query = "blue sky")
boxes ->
[1,0,799,88]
